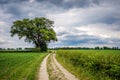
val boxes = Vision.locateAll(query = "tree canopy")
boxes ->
[10,17,57,51]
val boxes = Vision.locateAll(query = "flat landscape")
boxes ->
[0,50,120,80]
[0,0,120,80]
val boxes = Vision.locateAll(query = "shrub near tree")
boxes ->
[10,17,57,52]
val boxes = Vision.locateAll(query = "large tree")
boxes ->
[10,17,57,51]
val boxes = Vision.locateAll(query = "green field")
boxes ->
[56,50,120,80]
[0,52,47,80]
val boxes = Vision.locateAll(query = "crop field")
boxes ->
[56,50,120,80]
[0,52,47,80]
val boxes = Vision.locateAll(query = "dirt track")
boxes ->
[38,54,50,80]
[38,53,79,80]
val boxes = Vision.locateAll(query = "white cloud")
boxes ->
[29,0,36,3]
[63,0,74,2]
[76,23,120,39]
[47,5,120,40]
[47,4,120,47]
[0,36,5,42]
[0,21,6,26]
[48,5,117,26]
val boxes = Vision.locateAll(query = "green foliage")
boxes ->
[56,50,120,80]
[10,17,57,51]
[0,52,47,80]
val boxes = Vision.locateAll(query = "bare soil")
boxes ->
[38,53,79,80]
[38,54,50,80]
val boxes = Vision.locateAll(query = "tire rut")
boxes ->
[47,53,79,80]
[47,53,67,80]
[38,54,50,80]
[39,53,79,80]
[52,54,79,80]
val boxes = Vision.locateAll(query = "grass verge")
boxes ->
[56,50,120,80]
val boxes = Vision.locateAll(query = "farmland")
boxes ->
[0,52,47,80]
[56,50,120,80]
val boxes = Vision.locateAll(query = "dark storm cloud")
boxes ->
[0,0,28,4]
[102,17,119,24]
[3,5,22,17]
[59,34,120,47]
[0,0,101,9]
[57,31,68,36]
[59,34,108,46]
[36,0,101,9]
[0,0,120,19]
[0,41,6,45]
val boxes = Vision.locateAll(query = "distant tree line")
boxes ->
[0,48,22,51]
[94,46,119,50]
[0,46,119,51]
[0,47,45,52]
[50,46,120,50]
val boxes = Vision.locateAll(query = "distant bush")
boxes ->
[48,50,52,53]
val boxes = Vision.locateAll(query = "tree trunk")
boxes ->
[39,41,47,52]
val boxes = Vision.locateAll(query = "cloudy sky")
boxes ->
[0,0,120,48]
